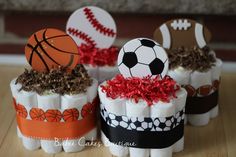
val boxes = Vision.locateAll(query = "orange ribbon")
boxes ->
[17,113,96,140]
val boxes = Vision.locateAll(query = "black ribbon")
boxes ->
[101,116,184,149]
[185,90,219,114]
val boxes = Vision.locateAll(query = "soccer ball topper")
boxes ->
[118,38,169,79]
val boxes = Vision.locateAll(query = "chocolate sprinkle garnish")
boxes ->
[167,46,216,72]
[16,64,92,95]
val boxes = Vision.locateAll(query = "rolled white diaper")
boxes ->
[37,93,62,153]
[126,99,150,157]
[17,90,41,150]
[61,93,87,152]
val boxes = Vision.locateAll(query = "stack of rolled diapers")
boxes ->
[154,19,222,126]
[9,28,99,153]
[98,38,187,157]
[66,6,119,83]
[10,66,98,153]
[167,47,222,126]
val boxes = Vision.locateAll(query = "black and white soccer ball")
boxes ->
[117,38,169,78]
[108,113,129,128]
[130,117,148,131]
[153,117,174,131]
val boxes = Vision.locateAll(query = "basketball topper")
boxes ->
[153,19,211,49]
[66,6,117,49]
[117,38,169,79]
[25,28,79,72]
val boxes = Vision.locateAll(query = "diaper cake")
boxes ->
[10,28,98,153]
[66,6,119,83]
[98,38,187,157]
[154,19,222,126]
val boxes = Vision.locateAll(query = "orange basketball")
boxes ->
[81,103,95,118]
[25,28,79,72]
[16,104,27,118]
[45,109,62,122]
[30,108,45,121]
[63,108,79,122]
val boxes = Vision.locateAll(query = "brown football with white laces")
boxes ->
[154,19,211,49]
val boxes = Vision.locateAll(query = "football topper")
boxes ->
[117,38,169,79]
[153,19,211,49]
[66,6,117,49]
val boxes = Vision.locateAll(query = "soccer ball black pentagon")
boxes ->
[144,117,154,131]
[133,118,147,131]
[153,117,170,131]
[118,38,169,78]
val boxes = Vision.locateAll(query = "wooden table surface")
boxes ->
[0,65,235,157]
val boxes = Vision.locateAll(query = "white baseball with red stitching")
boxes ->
[66,6,117,49]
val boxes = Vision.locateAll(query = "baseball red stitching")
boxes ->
[83,7,116,37]
[67,27,96,47]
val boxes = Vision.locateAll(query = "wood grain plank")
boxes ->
[220,73,236,157]
[54,143,112,157]
[0,120,54,157]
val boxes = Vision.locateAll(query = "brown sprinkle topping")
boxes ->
[167,46,216,72]
[16,64,92,95]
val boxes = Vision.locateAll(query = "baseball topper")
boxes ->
[117,38,169,79]
[153,19,211,49]
[66,6,117,49]
[25,28,79,72]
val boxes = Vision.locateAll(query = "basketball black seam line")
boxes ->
[65,55,74,67]
[27,43,48,68]
[39,34,69,43]
[43,37,79,55]
[43,31,79,55]
[35,31,60,65]
[28,43,34,65]
[28,33,69,65]
[31,34,69,51]
[26,43,50,71]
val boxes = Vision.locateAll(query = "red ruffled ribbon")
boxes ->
[78,44,118,67]
[101,75,180,106]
